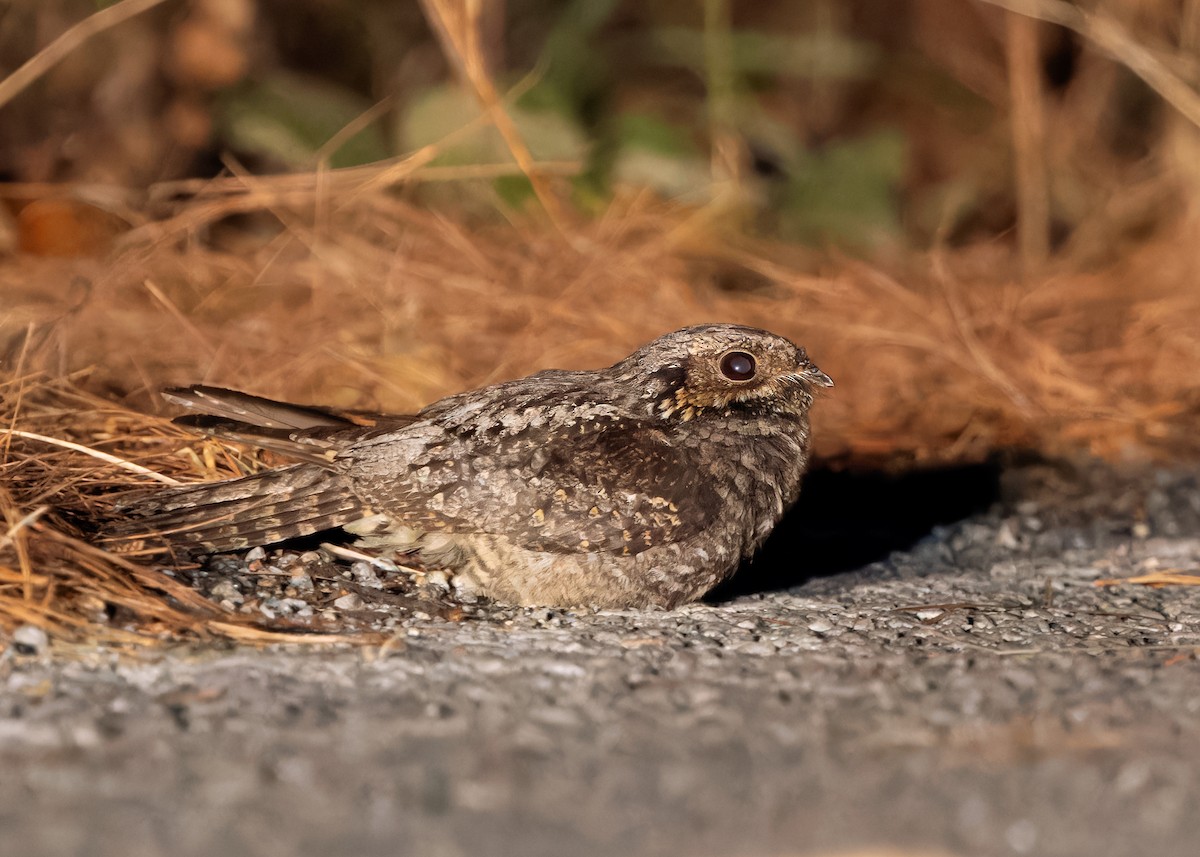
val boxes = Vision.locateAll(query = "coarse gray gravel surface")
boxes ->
[3,459,1200,857]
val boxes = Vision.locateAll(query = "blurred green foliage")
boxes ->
[777,130,907,248]
[220,71,389,169]
[211,0,919,250]
[646,26,879,80]
[5,0,1174,259]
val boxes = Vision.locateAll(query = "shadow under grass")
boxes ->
[707,459,1004,601]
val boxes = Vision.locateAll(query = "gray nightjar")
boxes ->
[120,324,832,608]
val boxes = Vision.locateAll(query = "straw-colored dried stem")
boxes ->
[984,0,1200,129]
[418,0,571,234]
[0,0,172,111]
[1005,11,1051,268]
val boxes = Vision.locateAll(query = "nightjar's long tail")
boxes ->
[106,384,403,553]
[113,463,366,553]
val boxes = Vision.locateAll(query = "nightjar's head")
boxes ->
[616,324,832,421]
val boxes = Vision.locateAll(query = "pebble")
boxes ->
[208,580,243,605]
[287,572,315,593]
[350,562,383,589]
[12,624,49,656]
[262,597,311,617]
[333,593,364,611]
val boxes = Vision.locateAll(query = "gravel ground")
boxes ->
[2,458,1200,857]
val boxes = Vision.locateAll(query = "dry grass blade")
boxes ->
[418,0,570,232]
[1095,571,1200,588]
[5,429,180,485]
[0,375,386,646]
[0,503,48,550]
[0,0,172,111]
[984,0,1200,129]
[1004,11,1050,267]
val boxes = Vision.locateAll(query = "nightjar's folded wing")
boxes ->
[509,422,721,555]
[345,417,720,556]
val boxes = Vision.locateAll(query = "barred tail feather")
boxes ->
[113,464,365,553]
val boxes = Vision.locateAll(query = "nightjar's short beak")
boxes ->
[796,348,833,388]
[804,363,834,388]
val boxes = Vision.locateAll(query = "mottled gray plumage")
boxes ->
[120,324,832,608]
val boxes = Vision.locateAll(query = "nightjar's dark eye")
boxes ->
[719,350,757,382]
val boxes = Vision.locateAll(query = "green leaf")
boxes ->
[609,112,710,199]
[779,130,907,249]
[218,71,388,169]
[617,113,696,157]
[646,27,879,80]
[398,84,588,166]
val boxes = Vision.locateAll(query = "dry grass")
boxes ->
[2,174,1199,644]
[0,374,385,645]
